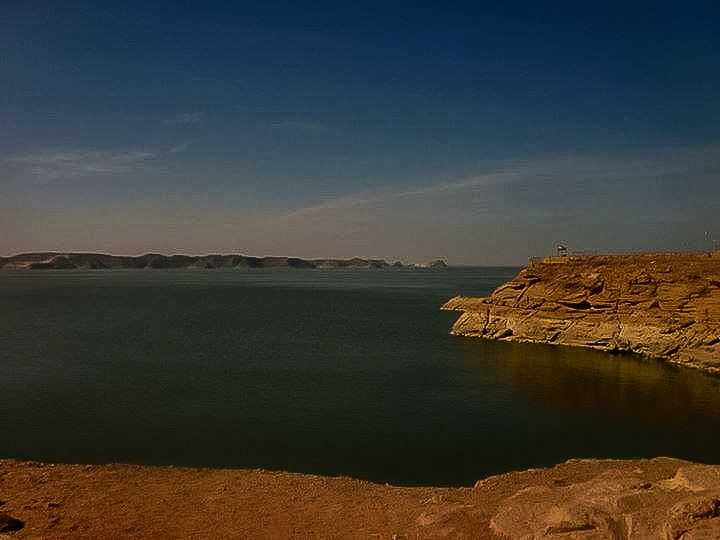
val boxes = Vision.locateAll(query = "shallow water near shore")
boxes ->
[2,267,720,486]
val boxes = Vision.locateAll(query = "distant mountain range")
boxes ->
[0,252,449,270]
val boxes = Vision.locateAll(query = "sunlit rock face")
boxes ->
[484,458,720,540]
[443,252,720,374]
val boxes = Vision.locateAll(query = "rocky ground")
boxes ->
[443,252,720,374]
[2,458,720,538]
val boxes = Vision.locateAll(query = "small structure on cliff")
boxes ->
[443,252,720,374]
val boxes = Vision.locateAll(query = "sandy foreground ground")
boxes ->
[3,456,720,539]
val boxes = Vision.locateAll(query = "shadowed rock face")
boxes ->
[443,252,720,374]
[0,252,390,270]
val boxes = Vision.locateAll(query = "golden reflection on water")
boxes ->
[459,338,720,427]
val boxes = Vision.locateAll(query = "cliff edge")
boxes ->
[443,252,720,374]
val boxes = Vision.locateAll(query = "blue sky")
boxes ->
[2,1,719,264]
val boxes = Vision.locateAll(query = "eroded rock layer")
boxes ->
[443,252,720,373]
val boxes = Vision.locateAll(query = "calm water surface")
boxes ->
[1,268,719,486]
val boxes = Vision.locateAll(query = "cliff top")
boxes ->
[444,251,720,374]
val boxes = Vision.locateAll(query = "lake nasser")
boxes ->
[2,268,720,487]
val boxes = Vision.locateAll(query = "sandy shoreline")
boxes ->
[4,456,720,538]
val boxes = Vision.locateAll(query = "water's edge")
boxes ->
[3,268,720,487]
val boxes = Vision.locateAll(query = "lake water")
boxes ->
[2,268,720,487]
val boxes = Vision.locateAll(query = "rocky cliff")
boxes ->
[0,252,394,270]
[443,252,720,374]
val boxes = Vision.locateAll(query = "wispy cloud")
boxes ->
[165,112,205,126]
[254,141,720,258]
[168,143,189,154]
[269,119,339,135]
[277,170,516,218]
[3,142,718,264]
[6,148,154,183]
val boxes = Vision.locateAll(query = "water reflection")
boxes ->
[4,268,720,484]
[459,338,720,428]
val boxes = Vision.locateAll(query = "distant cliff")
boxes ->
[443,252,720,374]
[0,252,395,270]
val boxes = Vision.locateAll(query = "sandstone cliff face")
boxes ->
[443,253,720,374]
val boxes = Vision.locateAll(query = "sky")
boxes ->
[2,1,719,265]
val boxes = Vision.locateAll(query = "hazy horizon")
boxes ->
[3,2,719,265]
